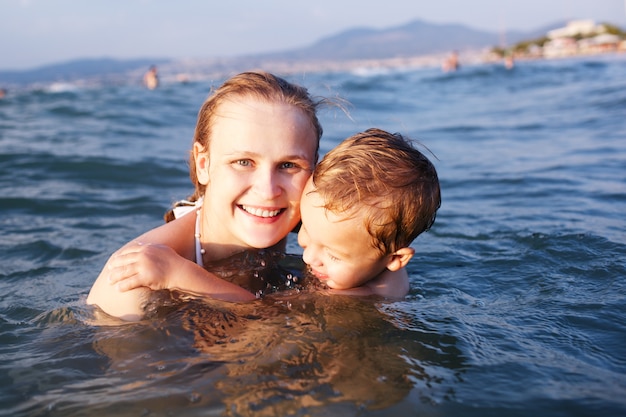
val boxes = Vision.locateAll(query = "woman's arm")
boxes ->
[87,242,256,321]
[87,259,152,322]
[86,213,255,321]
[105,241,257,300]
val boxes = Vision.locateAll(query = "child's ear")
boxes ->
[385,247,415,271]
[193,142,210,185]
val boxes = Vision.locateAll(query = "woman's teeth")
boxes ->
[241,205,281,218]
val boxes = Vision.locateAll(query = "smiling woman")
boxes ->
[86,71,326,320]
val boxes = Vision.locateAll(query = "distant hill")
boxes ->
[254,19,567,62]
[0,58,170,85]
[263,19,499,61]
[0,19,567,86]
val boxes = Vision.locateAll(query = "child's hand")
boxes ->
[106,241,183,292]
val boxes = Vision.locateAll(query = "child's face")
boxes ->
[297,178,393,290]
[196,96,317,256]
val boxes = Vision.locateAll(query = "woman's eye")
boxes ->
[235,159,252,167]
[280,162,296,169]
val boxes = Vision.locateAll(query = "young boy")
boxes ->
[296,128,440,298]
[109,128,440,300]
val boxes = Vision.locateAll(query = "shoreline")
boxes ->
[2,49,625,93]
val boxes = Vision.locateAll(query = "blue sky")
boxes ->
[2,0,625,70]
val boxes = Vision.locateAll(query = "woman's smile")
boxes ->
[239,204,284,218]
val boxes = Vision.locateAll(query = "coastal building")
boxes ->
[542,20,623,58]
[487,18,625,63]
[547,20,602,39]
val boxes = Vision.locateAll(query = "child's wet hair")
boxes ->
[310,128,441,255]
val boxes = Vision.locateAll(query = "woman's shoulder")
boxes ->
[136,211,196,257]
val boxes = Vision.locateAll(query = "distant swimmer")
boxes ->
[504,55,515,70]
[442,51,460,73]
[0,88,6,99]
[176,73,190,84]
[143,65,159,90]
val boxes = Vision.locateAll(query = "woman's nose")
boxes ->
[252,169,281,200]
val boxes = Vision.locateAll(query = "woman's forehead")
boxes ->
[208,101,317,162]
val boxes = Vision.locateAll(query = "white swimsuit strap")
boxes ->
[194,207,204,268]
[171,197,204,267]
[172,199,197,219]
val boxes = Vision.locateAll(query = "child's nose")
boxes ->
[298,228,321,266]
[301,245,322,267]
[297,228,308,248]
[301,246,314,266]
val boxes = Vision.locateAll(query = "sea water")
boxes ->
[1,55,625,416]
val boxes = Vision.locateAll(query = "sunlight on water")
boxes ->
[1,55,625,416]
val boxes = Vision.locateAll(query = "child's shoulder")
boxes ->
[364,269,410,299]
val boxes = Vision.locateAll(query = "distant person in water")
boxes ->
[111,128,441,299]
[0,88,6,99]
[442,51,460,72]
[143,65,159,89]
[504,54,515,70]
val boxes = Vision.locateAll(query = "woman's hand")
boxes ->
[106,241,183,292]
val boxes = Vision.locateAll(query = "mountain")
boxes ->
[257,19,568,62]
[262,19,501,61]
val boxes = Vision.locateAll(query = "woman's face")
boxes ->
[195,96,317,259]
